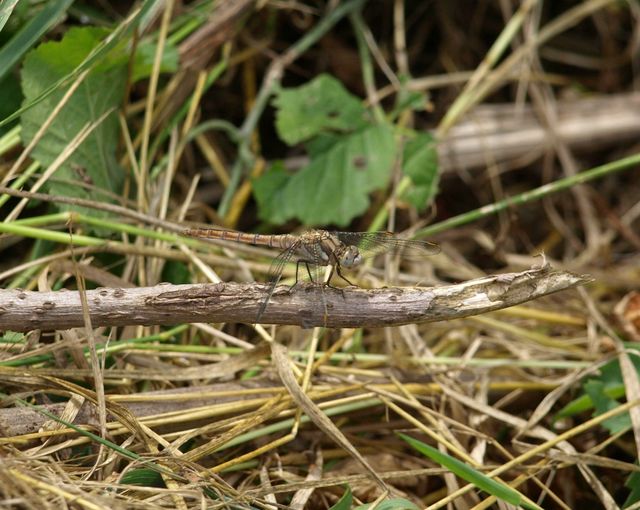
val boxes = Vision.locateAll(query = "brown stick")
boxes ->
[0,266,590,332]
[437,92,640,171]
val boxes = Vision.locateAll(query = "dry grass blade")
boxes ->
[271,342,389,492]
[289,449,323,510]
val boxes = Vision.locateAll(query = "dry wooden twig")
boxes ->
[0,265,590,331]
[438,92,640,172]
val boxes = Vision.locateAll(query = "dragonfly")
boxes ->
[183,228,440,323]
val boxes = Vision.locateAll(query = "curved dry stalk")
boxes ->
[0,265,590,332]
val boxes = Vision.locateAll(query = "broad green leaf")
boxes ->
[390,81,430,119]
[91,31,179,83]
[555,349,640,421]
[584,380,630,434]
[252,161,291,225]
[131,38,179,82]
[0,331,24,344]
[554,384,625,421]
[397,89,429,113]
[161,260,192,285]
[274,74,368,145]
[398,433,541,510]
[306,132,342,158]
[401,132,439,211]
[254,123,395,226]
[20,26,126,217]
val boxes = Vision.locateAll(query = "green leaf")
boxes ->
[401,132,439,211]
[131,37,179,82]
[20,26,127,217]
[306,132,342,158]
[397,90,429,113]
[252,161,291,225]
[329,486,352,510]
[584,380,630,434]
[274,73,367,145]
[398,433,541,510]
[390,81,429,119]
[254,123,395,226]
[0,331,24,344]
[554,384,625,421]
[161,260,192,285]
[555,349,640,421]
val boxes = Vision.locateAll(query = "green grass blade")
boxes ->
[417,152,640,238]
[398,433,541,510]
[0,0,73,82]
[355,498,419,510]
[0,0,19,34]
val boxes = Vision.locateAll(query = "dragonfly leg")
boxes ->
[324,265,350,300]
[291,261,302,290]
[304,261,315,283]
[291,260,313,290]
[335,264,356,287]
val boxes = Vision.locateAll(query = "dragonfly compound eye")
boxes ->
[341,246,362,267]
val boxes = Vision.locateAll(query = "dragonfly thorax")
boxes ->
[339,245,362,268]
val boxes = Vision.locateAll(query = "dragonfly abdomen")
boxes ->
[184,228,295,250]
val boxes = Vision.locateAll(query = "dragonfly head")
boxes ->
[340,246,362,268]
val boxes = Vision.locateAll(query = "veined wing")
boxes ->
[333,231,440,259]
[255,242,300,323]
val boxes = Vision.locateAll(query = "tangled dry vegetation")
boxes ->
[1,1,640,509]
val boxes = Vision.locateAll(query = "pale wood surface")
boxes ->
[437,92,640,171]
[0,266,590,331]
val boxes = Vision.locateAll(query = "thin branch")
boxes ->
[0,265,590,332]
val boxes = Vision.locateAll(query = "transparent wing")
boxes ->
[333,231,440,259]
[256,243,300,323]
